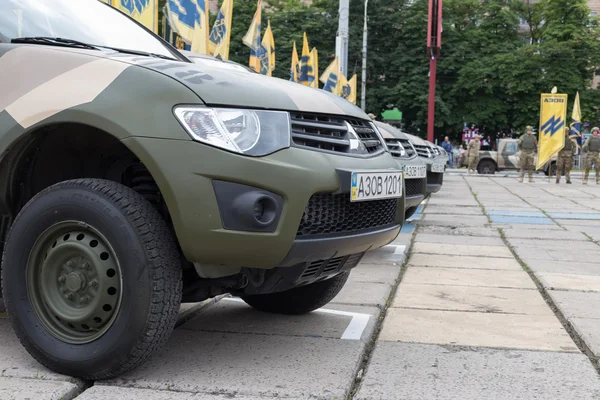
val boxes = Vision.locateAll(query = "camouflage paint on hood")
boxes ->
[104,51,369,119]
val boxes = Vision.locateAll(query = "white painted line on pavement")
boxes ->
[222,297,371,341]
[315,308,371,340]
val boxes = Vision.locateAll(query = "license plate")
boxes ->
[351,171,403,202]
[403,164,427,178]
[431,163,445,173]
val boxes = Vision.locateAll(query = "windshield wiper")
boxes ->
[11,36,101,50]
[11,37,178,61]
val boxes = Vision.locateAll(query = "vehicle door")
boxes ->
[499,140,519,169]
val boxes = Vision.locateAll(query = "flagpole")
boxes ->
[360,0,368,111]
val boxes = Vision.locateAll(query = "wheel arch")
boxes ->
[0,122,176,248]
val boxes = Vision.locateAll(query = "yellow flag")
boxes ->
[310,47,319,89]
[537,92,568,170]
[298,33,313,86]
[243,0,262,72]
[320,57,340,94]
[191,0,210,54]
[112,0,158,33]
[259,20,275,76]
[570,91,582,138]
[347,74,357,104]
[290,41,299,82]
[209,0,233,60]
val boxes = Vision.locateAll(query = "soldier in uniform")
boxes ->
[518,125,538,183]
[556,127,579,184]
[582,126,600,184]
[466,134,481,174]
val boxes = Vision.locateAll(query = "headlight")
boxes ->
[173,107,291,156]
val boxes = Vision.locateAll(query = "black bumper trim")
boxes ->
[278,224,401,267]
[405,194,425,208]
[427,183,442,194]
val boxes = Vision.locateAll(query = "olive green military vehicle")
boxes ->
[0,0,405,380]
[458,138,557,175]
[404,133,446,195]
[374,122,427,219]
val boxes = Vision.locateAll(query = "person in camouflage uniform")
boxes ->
[518,125,538,183]
[466,134,481,174]
[556,127,579,184]
[582,126,600,184]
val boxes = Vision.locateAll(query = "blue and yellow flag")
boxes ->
[290,41,299,82]
[320,57,340,94]
[537,92,568,170]
[570,91,582,141]
[338,72,356,104]
[259,20,275,76]
[112,0,158,33]
[166,0,209,53]
[209,0,233,60]
[243,0,262,73]
[299,33,316,87]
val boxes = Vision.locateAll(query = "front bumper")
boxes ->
[123,137,405,269]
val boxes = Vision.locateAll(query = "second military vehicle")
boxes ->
[459,138,557,175]
[374,121,427,219]
[0,0,405,380]
[404,133,446,196]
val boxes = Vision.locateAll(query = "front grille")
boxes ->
[297,193,398,237]
[290,113,384,156]
[427,171,444,185]
[385,139,404,158]
[300,253,364,281]
[405,178,426,197]
[398,138,417,158]
[414,144,433,158]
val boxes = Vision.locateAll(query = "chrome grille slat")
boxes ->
[290,113,384,156]
[414,144,433,158]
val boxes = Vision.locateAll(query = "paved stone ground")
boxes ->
[1,173,600,399]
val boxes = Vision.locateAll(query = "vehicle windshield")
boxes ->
[0,0,178,59]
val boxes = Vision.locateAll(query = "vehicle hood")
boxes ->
[403,132,429,146]
[109,52,370,119]
[373,121,409,140]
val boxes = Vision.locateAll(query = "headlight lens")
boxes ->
[174,107,291,156]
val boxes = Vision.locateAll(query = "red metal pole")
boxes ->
[427,53,436,143]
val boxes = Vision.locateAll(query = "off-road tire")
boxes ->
[241,271,351,315]
[1,178,182,380]
[477,160,496,174]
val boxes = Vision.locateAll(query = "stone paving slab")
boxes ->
[419,215,490,227]
[512,247,600,263]
[493,223,562,231]
[408,254,521,270]
[359,246,406,266]
[78,386,279,400]
[523,258,600,276]
[103,329,363,399]
[502,228,588,240]
[0,321,81,384]
[490,216,555,225]
[392,283,554,316]
[559,220,600,227]
[414,233,505,246]
[349,263,401,283]
[571,318,600,357]
[332,280,393,307]
[507,238,599,251]
[422,206,484,215]
[0,377,82,400]
[354,342,600,400]
[412,242,513,258]
[179,299,379,343]
[379,308,578,352]
[547,291,600,320]
[402,267,537,289]
[417,226,501,237]
[537,273,600,292]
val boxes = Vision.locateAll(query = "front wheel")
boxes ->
[477,160,496,174]
[241,271,350,315]
[1,179,182,380]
